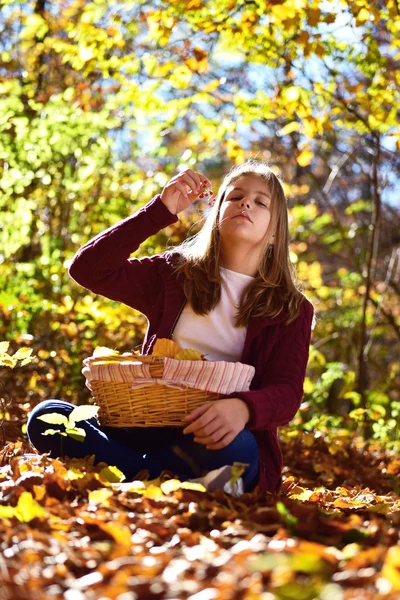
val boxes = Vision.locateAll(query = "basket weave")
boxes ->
[85,354,223,428]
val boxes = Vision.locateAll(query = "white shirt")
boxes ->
[172,267,254,362]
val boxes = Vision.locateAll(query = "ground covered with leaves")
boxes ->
[0,428,399,600]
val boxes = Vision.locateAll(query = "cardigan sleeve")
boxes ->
[227,299,314,431]
[68,194,178,317]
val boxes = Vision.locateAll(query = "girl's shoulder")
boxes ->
[280,293,315,330]
[298,294,316,329]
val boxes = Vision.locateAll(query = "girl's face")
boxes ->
[217,174,273,247]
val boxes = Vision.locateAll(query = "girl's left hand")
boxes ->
[182,398,250,450]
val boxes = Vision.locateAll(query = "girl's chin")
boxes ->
[219,231,255,244]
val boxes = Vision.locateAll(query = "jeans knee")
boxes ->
[27,399,74,421]
[26,399,75,439]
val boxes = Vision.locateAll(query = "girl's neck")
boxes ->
[219,254,258,277]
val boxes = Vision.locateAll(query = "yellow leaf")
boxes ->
[160,479,183,494]
[110,480,146,494]
[303,377,314,394]
[297,150,314,166]
[0,341,10,353]
[169,65,193,89]
[67,468,86,480]
[20,13,49,41]
[78,45,95,62]
[289,489,315,501]
[152,338,181,358]
[152,61,175,77]
[144,484,164,499]
[279,121,301,136]
[0,354,15,368]
[13,347,33,360]
[16,492,47,522]
[356,8,370,24]
[99,465,126,484]
[99,522,131,546]
[69,404,99,424]
[271,4,297,22]
[93,346,120,358]
[226,138,246,163]
[33,485,46,501]
[0,505,15,518]
[302,432,315,447]
[184,47,208,73]
[66,322,78,336]
[88,488,113,506]
[181,481,206,492]
[175,349,204,361]
[203,79,221,93]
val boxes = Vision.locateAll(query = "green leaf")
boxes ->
[43,429,67,436]
[65,427,86,442]
[345,200,372,214]
[69,404,99,424]
[37,413,69,426]
[276,501,298,528]
[99,465,126,483]
[229,462,249,484]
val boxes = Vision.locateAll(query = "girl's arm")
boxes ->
[69,169,210,316]
[226,299,314,431]
[68,194,178,316]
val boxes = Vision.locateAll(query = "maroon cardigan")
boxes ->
[68,194,314,494]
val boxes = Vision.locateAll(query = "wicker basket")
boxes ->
[83,353,225,428]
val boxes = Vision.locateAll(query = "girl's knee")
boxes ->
[26,399,74,440]
[27,399,74,423]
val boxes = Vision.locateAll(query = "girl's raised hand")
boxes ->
[160,168,213,215]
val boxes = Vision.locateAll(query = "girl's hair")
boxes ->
[164,158,308,327]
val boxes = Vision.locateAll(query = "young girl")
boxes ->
[26,159,314,495]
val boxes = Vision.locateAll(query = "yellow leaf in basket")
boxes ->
[174,348,204,361]
[152,338,181,358]
[93,346,120,358]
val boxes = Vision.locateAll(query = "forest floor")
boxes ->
[0,419,399,600]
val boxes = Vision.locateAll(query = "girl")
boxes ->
[26,159,314,495]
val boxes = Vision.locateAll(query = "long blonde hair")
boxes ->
[164,159,308,327]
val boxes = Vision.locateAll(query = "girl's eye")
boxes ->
[229,196,267,207]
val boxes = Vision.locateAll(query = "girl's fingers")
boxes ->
[181,169,211,194]
[194,426,229,445]
[174,181,190,200]
[192,419,225,440]
[180,172,202,195]
[183,411,216,435]
[193,170,212,188]
[206,432,235,450]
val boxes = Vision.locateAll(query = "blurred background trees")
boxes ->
[0,0,399,445]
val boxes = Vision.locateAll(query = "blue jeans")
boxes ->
[26,400,259,492]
